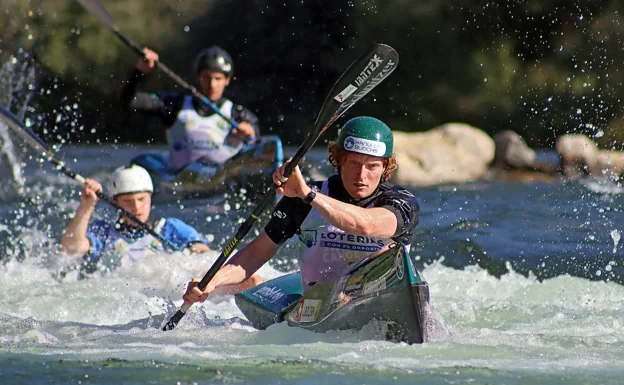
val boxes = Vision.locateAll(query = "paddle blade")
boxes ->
[313,43,399,135]
[283,43,398,177]
[0,105,54,158]
[162,309,186,331]
[77,0,116,30]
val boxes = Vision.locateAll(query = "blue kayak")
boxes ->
[131,136,283,199]
[235,244,430,344]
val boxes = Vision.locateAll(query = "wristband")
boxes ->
[303,185,319,205]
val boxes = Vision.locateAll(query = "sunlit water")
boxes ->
[1,144,623,385]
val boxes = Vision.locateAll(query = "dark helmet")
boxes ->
[336,116,393,158]
[194,46,234,76]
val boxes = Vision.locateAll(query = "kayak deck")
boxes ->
[235,244,430,343]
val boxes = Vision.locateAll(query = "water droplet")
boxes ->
[611,230,621,253]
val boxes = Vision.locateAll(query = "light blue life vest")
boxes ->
[167,95,239,170]
[98,218,167,269]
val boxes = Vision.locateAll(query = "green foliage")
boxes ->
[1,0,624,149]
[2,0,216,90]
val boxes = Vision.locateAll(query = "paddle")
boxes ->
[0,105,181,252]
[162,43,400,331]
[76,0,241,129]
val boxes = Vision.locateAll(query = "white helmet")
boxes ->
[108,165,153,198]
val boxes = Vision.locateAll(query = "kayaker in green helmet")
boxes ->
[182,116,420,303]
[121,46,259,171]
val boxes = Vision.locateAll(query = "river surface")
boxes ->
[0,143,623,385]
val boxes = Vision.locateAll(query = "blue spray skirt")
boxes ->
[235,244,430,344]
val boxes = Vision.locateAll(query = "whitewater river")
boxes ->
[0,144,623,385]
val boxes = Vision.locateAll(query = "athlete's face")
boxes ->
[340,152,385,199]
[197,70,230,101]
[114,192,152,226]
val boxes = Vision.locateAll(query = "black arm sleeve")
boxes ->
[232,104,260,135]
[120,69,146,109]
[264,196,313,245]
[120,69,184,127]
[374,186,420,244]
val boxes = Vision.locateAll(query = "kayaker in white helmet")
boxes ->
[120,46,259,171]
[182,116,420,304]
[60,164,263,292]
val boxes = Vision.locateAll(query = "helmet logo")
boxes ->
[344,136,386,157]
[217,57,232,73]
[344,137,355,150]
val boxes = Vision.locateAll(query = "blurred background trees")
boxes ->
[1,0,623,148]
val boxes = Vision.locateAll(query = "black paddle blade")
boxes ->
[77,0,116,30]
[283,43,398,177]
[0,105,53,157]
[162,310,185,331]
[313,43,399,136]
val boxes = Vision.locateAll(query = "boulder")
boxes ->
[489,130,559,179]
[392,123,495,186]
[555,134,599,177]
[493,130,537,169]
[556,134,624,178]
[596,151,624,177]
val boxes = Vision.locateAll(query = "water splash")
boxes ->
[0,121,25,195]
[0,51,39,199]
[0,52,38,117]
[611,230,621,254]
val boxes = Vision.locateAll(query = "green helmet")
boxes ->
[337,116,393,158]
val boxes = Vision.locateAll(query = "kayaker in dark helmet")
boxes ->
[120,46,259,171]
[60,164,263,291]
[182,116,420,304]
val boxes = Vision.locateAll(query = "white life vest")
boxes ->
[101,218,167,269]
[297,181,395,292]
[166,95,239,170]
